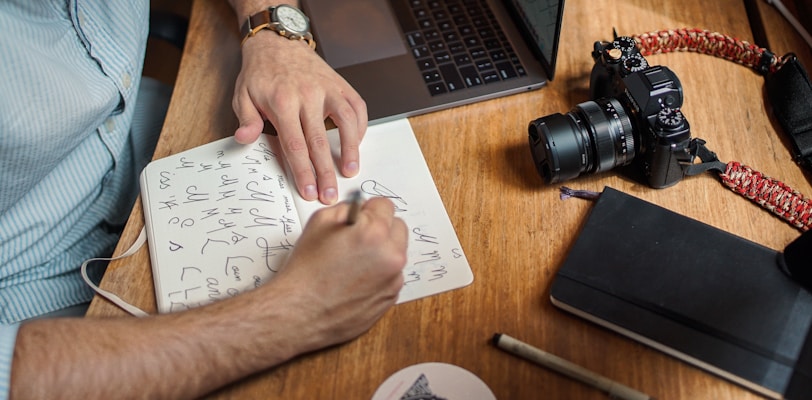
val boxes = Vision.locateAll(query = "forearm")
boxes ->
[10,199,407,399]
[10,282,310,400]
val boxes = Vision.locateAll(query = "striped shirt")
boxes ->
[0,0,151,397]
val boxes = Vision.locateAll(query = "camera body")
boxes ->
[529,36,694,188]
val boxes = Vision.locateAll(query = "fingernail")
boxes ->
[304,185,318,200]
[323,187,338,204]
[345,161,359,176]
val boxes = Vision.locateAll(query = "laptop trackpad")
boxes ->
[306,0,407,70]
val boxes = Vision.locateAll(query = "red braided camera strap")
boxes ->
[632,28,792,74]
[629,28,811,232]
[721,162,812,231]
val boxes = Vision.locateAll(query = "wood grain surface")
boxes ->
[88,0,812,398]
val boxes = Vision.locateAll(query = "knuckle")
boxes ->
[342,141,360,154]
[389,249,408,270]
[284,136,309,153]
[333,103,356,125]
[316,167,336,181]
[307,133,330,151]
[354,97,368,114]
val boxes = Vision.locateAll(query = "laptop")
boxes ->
[301,0,565,122]
[550,187,812,399]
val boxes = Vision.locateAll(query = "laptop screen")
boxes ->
[505,0,565,79]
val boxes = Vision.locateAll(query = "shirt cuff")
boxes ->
[0,324,19,400]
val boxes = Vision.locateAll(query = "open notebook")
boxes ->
[139,119,473,313]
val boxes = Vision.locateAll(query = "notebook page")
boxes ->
[293,119,474,303]
[140,135,303,313]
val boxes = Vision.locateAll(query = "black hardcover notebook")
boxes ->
[550,187,812,399]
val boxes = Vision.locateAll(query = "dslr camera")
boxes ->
[529,36,693,188]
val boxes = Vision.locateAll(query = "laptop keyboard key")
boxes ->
[434,51,452,64]
[412,46,430,58]
[428,40,445,52]
[482,71,500,84]
[454,54,471,66]
[433,10,448,20]
[423,70,442,83]
[423,29,440,41]
[438,63,464,92]
[490,49,507,61]
[484,38,501,50]
[459,66,482,87]
[471,16,487,27]
[406,32,425,47]
[428,82,447,95]
[438,20,454,32]
[463,36,481,48]
[496,61,518,79]
[417,58,436,71]
[448,41,466,54]
[475,59,493,71]
[470,47,487,59]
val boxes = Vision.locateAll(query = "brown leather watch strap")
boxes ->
[240,9,272,40]
[239,7,316,49]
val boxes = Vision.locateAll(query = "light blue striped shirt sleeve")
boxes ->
[0,325,19,400]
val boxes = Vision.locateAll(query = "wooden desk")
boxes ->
[88,0,812,398]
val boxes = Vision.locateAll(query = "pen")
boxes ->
[492,333,655,400]
[346,190,363,225]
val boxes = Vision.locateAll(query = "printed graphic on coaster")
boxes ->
[371,362,496,400]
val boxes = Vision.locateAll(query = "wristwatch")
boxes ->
[240,4,316,50]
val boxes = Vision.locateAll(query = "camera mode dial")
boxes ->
[656,108,686,130]
[623,53,649,73]
[612,36,637,54]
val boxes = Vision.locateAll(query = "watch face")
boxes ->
[275,5,308,34]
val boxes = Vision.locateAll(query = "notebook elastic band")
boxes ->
[80,228,150,317]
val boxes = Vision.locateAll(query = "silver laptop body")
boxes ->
[303,0,565,122]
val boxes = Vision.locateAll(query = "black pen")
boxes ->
[346,190,363,225]
[492,333,655,400]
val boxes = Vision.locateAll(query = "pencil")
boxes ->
[492,333,654,400]
[346,190,363,225]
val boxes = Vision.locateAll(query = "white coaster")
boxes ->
[371,362,496,400]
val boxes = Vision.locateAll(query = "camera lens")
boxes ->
[529,97,636,183]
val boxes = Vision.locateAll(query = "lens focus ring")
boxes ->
[573,98,635,173]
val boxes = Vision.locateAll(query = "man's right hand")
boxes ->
[265,197,409,353]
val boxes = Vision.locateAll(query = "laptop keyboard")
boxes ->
[391,0,528,96]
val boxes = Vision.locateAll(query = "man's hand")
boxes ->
[266,197,409,353]
[233,32,368,205]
